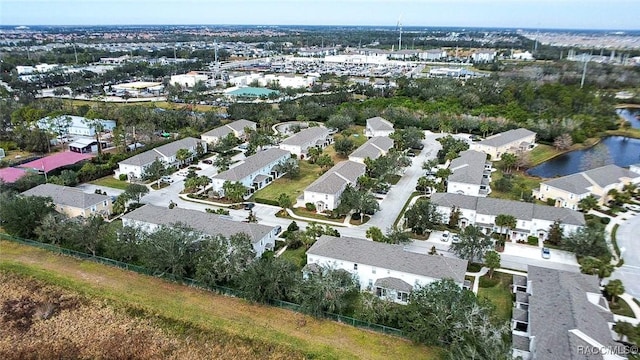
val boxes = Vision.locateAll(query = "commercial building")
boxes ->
[302,160,366,212]
[447,150,492,197]
[37,115,116,137]
[170,72,208,88]
[470,128,536,161]
[22,183,112,218]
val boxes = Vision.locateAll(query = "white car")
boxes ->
[160,176,174,183]
[441,231,450,242]
[451,234,460,243]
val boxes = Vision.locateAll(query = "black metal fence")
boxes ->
[0,233,405,338]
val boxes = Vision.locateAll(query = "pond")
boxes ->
[527,136,640,178]
[616,108,640,129]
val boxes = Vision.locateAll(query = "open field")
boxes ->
[65,99,220,113]
[0,240,439,360]
[477,272,513,323]
[90,175,129,190]
[253,161,322,202]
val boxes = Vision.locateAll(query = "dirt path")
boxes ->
[0,241,439,360]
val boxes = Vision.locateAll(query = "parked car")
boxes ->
[541,247,551,259]
[411,143,424,150]
[202,159,213,165]
[243,202,255,210]
[452,234,460,243]
[160,176,174,183]
[441,231,450,242]
[407,151,416,157]
[274,225,282,235]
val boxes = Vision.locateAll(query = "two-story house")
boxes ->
[534,164,640,210]
[278,126,332,158]
[447,150,492,197]
[431,193,585,243]
[122,205,278,257]
[302,160,366,211]
[306,235,468,303]
[470,128,536,160]
[210,148,290,197]
[116,137,206,179]
[348,136,394,163]
[201,119,257,145]
[364,117,394,138]
[22,183,112,218]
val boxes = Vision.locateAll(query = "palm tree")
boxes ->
[176,148,192,168]
[495,214,517,243]
[605,279,625,305]
[579,256,614,283]
[613,321,635,341]
[578,195,599,212]
[484,250,501,279]
[501,153,517,173]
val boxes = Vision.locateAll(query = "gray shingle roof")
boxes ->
[349,136,393,161]
[308,235,468,283]
[213,148,290,182]
[202,119,256,139]
[448,150,489,185]
[366,117,394,131]
[122,204,274,244]
[22,183,109,210]
[430,193,585,226]
[512,334,530,352]
[304,161,366,194]
[279,126,329,147]
[527,266,616,360]
[119,137,202,166]
[477,128,535,148]
[544,164,640,194]
[374,277,413,293]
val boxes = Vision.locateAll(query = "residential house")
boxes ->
[447,150,492,197]
[348,136,394,163]
[201,119,257,145]
[278,126,332,158]
[511,266,622,360]
[210,148,290,197]
[22,183,112,218]
[533,164,640,210]
[430,193,585,243]
[122,205,278,257]
[37,115,117,137]
[306,235,468,303]
[116,137,206,179]
[470,128,536,160]
[302,161,366,211]
[364,117,394,138]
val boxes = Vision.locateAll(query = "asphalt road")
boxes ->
[611,214,640,297]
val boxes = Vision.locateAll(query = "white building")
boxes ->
[348,136,393,163]
[116,137,205,179]
[16,66,35,75]
[471,50,497,63]
[229,73,316,89]
[37,115,116,137]
[201,119,257,145]
[470,128,536,161]
[302,160,366,212]
[122,205,278,257]
[364,116,394,138]
[278,126,332,158]
[170,72,208,88]
[430,193,585,244]
[418,49,448,61]
[306,235,468,303]
[210,148,291,197]
[447,150,492,197]
[511,51,534,61]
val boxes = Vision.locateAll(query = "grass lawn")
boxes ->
[609,297,636,318]
[89,175,129,190]
[528,144,562,166]
[477,272,513,323]
[0,241,440,360]
[393,191,422,228]
[325,126,368,164]
[489,166,542,202]
[291,207,345,224]
[279,246,308,269]
[253,161,322,202]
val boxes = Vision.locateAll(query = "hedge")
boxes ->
[254,197,280,206]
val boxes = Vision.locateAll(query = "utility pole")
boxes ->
[580,54,589,89]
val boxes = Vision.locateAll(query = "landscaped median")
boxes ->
[0,240,440,360]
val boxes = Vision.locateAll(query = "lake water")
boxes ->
[617,108,640,129]
[527,136,640,178]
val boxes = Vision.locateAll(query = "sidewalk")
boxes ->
[620,293,640,320]
[465,267,488,294]
[285,208,351,228]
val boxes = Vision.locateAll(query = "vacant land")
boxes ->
[253,160,323,202]
[0,241,439,359]
[477,272,514,323]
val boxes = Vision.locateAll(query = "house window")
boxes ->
[396,292,409,302]
[103,200,108,206]
[91,206,97,212]
[353,264,358,270]
[372,267,376,274]
[368,279,373,288]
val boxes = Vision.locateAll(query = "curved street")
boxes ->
[611,214,640,298]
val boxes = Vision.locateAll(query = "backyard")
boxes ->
[253,160,322,203]
[477,272,513,323]
[489,165,543,202]
[89,175,129,190]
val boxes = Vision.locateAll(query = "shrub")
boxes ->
[546,198,556,206]
[467,263,482,272]
[527,236,539,246]
[351,212,361,221]
[601,217,611,225]
[479,276,499,288]
[254,197,279,206]
[305,202,316,211]
[119,174,128,181]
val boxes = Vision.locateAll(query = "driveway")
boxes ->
[366,132,442,232]
[611,214,640,298]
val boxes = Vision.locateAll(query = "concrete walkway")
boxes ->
[465,267,488,294]
[284,208,351,228]
[620,293,640,320]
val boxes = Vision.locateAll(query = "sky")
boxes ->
[0,0,638,30]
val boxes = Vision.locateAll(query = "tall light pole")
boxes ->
[580,53,589,89]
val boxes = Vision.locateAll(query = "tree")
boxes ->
[83,114,106,155]
[222,181,246,203]
[213,155,231,172]
[501,153,517,173]
[336,185,380,222]
[0,193,56,238]
[494,214,517,242]
[579,256,614,281]
[123,183,149,204]
[184,175,210,192]
[577,194,599,212]
[277,193,293,211]
[142,158,166,182]
[238,257,300,303]
[334,137,355,157]
[326,114,354,132]
[605,279,625,305]
[365,226,385,243]
[493,176,513,193]
[49,169,79,186]
[385,228,411,245]
[195,233,256,287]
[274,158,300,179]
[390,127,425,150]
[404,198,442,235]
[294,267,360,316]
[139,223,198,278]
[175,148,192,167]
[515,151,531,171]
[484,251,501,279]
[434,168,452,192]
[546,220,564,246]
[449,225,492,263]
[448,207,461,228]
[315,154,334,172]
[416,176,436,195]
[613,321,636,342]
[307,147,323,164]
[563,223,611,260]
[553,133,573,150]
